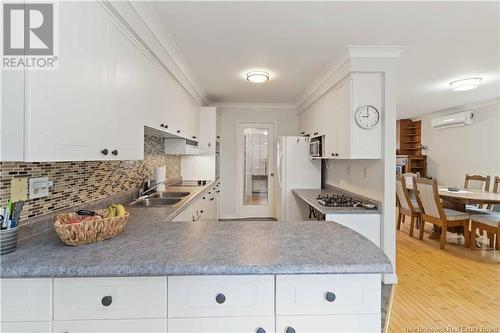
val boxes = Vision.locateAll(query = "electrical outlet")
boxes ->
[10,178,28,201]
[29,177,53,199]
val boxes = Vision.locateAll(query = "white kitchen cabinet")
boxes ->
[53,277,167,320]
[1,321,52,333]
[0,279,52,322]
[167,275,274,318]
[169,316,274,333]
[52,319,166,333]
[325,214,381,246]
[298,73,382,159]
[276,314,381,333]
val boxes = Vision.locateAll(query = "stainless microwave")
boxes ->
[310,139,321,158]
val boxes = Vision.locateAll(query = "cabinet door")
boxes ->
[106,20,145,160]
[25,2,109,161]
[276,314,381,333]
[169,316,274,333]
[53,319,166,333]
[334,78,352,159]
[1,279,52,322]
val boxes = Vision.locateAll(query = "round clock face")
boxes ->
[354,105,380,129]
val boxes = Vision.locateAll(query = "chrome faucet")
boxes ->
[139,180,166,198]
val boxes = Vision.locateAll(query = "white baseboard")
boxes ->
[382,273,398,284]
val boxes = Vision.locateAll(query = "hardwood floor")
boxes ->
[388,218,500,332]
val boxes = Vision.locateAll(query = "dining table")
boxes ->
[405,182,500,243]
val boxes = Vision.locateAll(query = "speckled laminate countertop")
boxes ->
[293,186,382,215]
[0,215,392,278]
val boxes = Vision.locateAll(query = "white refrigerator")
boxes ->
[275,136,321,221]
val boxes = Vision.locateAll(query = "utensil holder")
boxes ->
[1,226,18,255]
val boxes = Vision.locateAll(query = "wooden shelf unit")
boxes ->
[397,119,427,177]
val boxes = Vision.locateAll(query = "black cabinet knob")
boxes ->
[300,132,305,135]
[216,190,220,193]
[217,136,220,139]
[192,136,197,139]
[177,130,181,133]
[160,123,165,128]
[111,149,118,156]
[101,295,112,307]
[215,293,226,304]
[101,149,109,156]
[285,327,296,333]
[210,198,214,201]
[325,291,336,302]
[335,153,339,157]
[202,196,206,200]
[200,210,204,213]
[256,328,266,333]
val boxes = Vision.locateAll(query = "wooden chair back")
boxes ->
[402,172,420,189]
[396,176,413,212]
[413,178,445,222]
[464,174,490,191]
[487,176,500,210]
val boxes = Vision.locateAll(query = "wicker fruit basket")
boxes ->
[54,209,129,246]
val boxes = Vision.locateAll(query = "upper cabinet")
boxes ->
[298,73,382,159]
[1,1,201,162]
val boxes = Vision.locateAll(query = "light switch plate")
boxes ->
[10,178,28,201]
[29,177,50,199]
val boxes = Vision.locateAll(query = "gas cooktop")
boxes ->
[316,194,375,209]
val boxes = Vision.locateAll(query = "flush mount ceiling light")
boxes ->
[450,77,482,91]
[246,71,270,83]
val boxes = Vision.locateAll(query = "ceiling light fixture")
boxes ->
[246,71,270,83]
[449,77,482,91]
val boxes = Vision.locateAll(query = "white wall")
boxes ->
[218,105,298,219]
[418,101,500,186]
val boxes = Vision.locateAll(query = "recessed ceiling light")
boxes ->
[450,77,482,91]
[247,71,270,83]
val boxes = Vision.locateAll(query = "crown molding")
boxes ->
[295,45,407,112]
[112,1,209,106]
[212,102,297,110]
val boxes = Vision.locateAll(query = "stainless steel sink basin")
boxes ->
[129,198,181,207]
[149,192,191,198]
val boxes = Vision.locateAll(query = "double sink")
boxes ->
[129,191,191,207]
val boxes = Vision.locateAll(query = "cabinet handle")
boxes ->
[217,136,220,139]
[215,293,226,304]
[111,149,118,156]
[160,123,165,128]
[210,198,214,201]
[313,132,318,136]
[208,191,212,194]
[335,153,339,157]
[216,190,220,193]
[256,328,266,333]
[300,131,305,135]
[325,291,336,302]
[177,130,181,133]
[101,295,112,307]
[192,136,197,139]
[285,327,296,333]
[200,210,204,213]
[203,196,206,200]
[101,149,109,156]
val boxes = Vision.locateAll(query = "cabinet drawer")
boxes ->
[169,316,274,333]
[1,321,51,333]
[52,319,166,333]
[276,314,381,333]
[276,274,380,315]
[54,277,166,320]
[168,275,274,317]
[0,279,52,322]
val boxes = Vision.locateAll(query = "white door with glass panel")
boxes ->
[236,123,275,218]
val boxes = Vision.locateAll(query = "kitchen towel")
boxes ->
[154,166,166,191]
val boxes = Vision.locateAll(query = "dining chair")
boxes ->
[486,176,500,211]
[470,213,500,250]
[464,174,491,210]
[402,172,420,189]
[396,176,423,238]
[413,178,471,250]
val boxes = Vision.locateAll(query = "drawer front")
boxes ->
[53,319,166,333]
[276,314,381,333]
[169,316,274,333]
[276,274,380,315]
[168,275,274,317]
[54,277,167,320]
[1,321,52,333]
[0,279,52,322]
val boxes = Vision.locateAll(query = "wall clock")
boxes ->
[354,105,380,129]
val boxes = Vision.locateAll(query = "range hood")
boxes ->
[144,126,199,155]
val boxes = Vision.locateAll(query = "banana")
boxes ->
[115,204,126,217]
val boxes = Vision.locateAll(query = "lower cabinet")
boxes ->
[52,319,166,333]
[0,274,381,333]
[276,314,381,333]
[169,316,274,333]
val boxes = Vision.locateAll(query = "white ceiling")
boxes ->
[151,1,500,118]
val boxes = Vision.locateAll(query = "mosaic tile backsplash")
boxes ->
[0,134,180,223]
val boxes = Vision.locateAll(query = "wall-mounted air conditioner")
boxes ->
[431,111,474,129]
